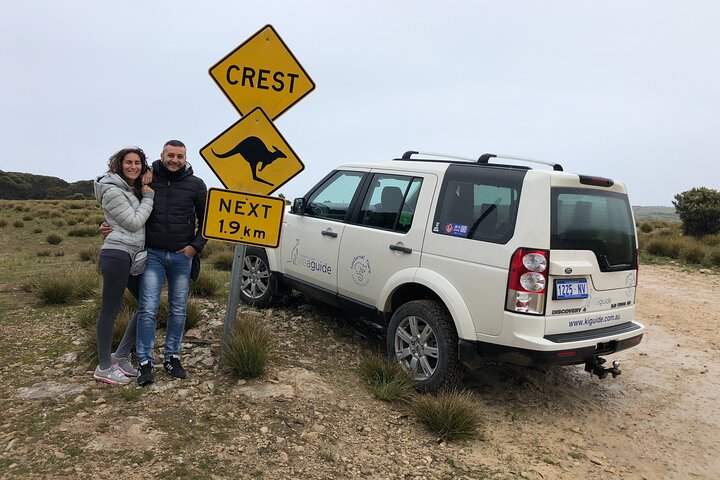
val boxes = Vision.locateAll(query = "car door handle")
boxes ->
[321,229,338,238]
[389,244,412,254]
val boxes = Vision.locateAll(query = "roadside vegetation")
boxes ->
[637,220,720,268]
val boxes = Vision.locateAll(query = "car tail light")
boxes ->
[506,248,549,315]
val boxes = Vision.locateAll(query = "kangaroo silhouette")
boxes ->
[212,136,286,187]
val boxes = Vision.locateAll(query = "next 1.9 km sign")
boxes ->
[203,188,286,248]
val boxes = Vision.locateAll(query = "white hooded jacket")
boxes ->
[94,172,154,257]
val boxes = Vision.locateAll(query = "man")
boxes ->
[110,140,207,386]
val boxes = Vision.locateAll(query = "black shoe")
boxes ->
[163,356,187,379]
[137,360,155,386]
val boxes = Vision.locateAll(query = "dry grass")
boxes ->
[222,312,272,378]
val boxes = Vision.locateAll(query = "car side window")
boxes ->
[358,174,422,232]
[306,171,365,221]
[432,165,524,243]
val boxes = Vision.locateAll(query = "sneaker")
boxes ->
[93,365,131,386]
[163,356,187,379]
[137,360,155,386]
[111,353,137,377]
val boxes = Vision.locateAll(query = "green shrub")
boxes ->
[358,355,416,402]
[212,252,234,271]
[638,222,654,233]
[645,238,683,258]
[13,220,24,228]
[700,235,720,247]
[673,187,720,237]
[410,390,483,441]
[680,243,707,264]
[68,226,99,237]
[46,233,63,245]
[14,205,23,211]
[222,312,272,378]
[708,248,720,267]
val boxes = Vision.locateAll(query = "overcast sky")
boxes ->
[1,1,718,206]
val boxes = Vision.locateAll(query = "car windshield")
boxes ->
[551,188,637,271]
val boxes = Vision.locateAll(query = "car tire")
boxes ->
[386,299,463,392]
[238,247,277,308]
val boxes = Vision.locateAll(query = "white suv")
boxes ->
[238,151,644,390]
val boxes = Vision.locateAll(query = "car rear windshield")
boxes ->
[551,188,637,271]
[432,164,526,244]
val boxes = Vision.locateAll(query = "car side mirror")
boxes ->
[291,197,306,215]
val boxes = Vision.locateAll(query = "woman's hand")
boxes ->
[142,184,154,193]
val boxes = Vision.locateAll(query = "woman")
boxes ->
[93,147,154,385]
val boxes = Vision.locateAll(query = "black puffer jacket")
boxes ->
[145,160,207,253]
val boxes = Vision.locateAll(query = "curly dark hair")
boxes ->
[107,147,149,199]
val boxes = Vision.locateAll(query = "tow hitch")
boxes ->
[585,356,621,379]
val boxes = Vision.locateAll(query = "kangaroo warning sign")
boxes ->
[199,107,304,196]
[202,188,286,247]
[209,24,315,120]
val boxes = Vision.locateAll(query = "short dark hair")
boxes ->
[164,140,186,149]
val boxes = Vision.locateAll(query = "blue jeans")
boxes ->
[136,248,192,363]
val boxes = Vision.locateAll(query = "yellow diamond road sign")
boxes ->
[200,107,304,196]
[202,188,286,248]
[209,24,315,120]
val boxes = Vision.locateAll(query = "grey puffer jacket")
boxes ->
[94,173,155,257]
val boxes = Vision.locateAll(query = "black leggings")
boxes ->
[97,254,139,369]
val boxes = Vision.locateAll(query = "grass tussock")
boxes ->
[202,240,235,257]
[32,270,98,305]
[13,220,24,228]
[68,226,100,237]
[190,271,223,297]
[78,247,99,262]
[211,252,234,271]
[222,312,272,378]
[46,233,63,245]
[0,219,7,227]
[410,389,483,441]
[358,355,416,402]
[155,296,202,331]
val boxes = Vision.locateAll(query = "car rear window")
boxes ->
[551,188,637,271]
[432,164,525,244]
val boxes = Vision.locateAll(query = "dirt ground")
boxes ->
[1,264,718,479]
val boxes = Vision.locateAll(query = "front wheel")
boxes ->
[386,299,463,392]
[238,247,277,308]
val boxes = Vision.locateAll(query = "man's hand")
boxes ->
[99,221,112,237]
[177,245,197,258]
[142,170,153,186]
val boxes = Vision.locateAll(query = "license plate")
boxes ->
[555,278,588,300]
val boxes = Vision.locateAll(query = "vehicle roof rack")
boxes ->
[400,150,564,171]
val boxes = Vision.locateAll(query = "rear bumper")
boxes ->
[458,321,644,368]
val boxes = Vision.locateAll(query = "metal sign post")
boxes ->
[224,243,246,339]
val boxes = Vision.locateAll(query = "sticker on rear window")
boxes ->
[442,223,468,236]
